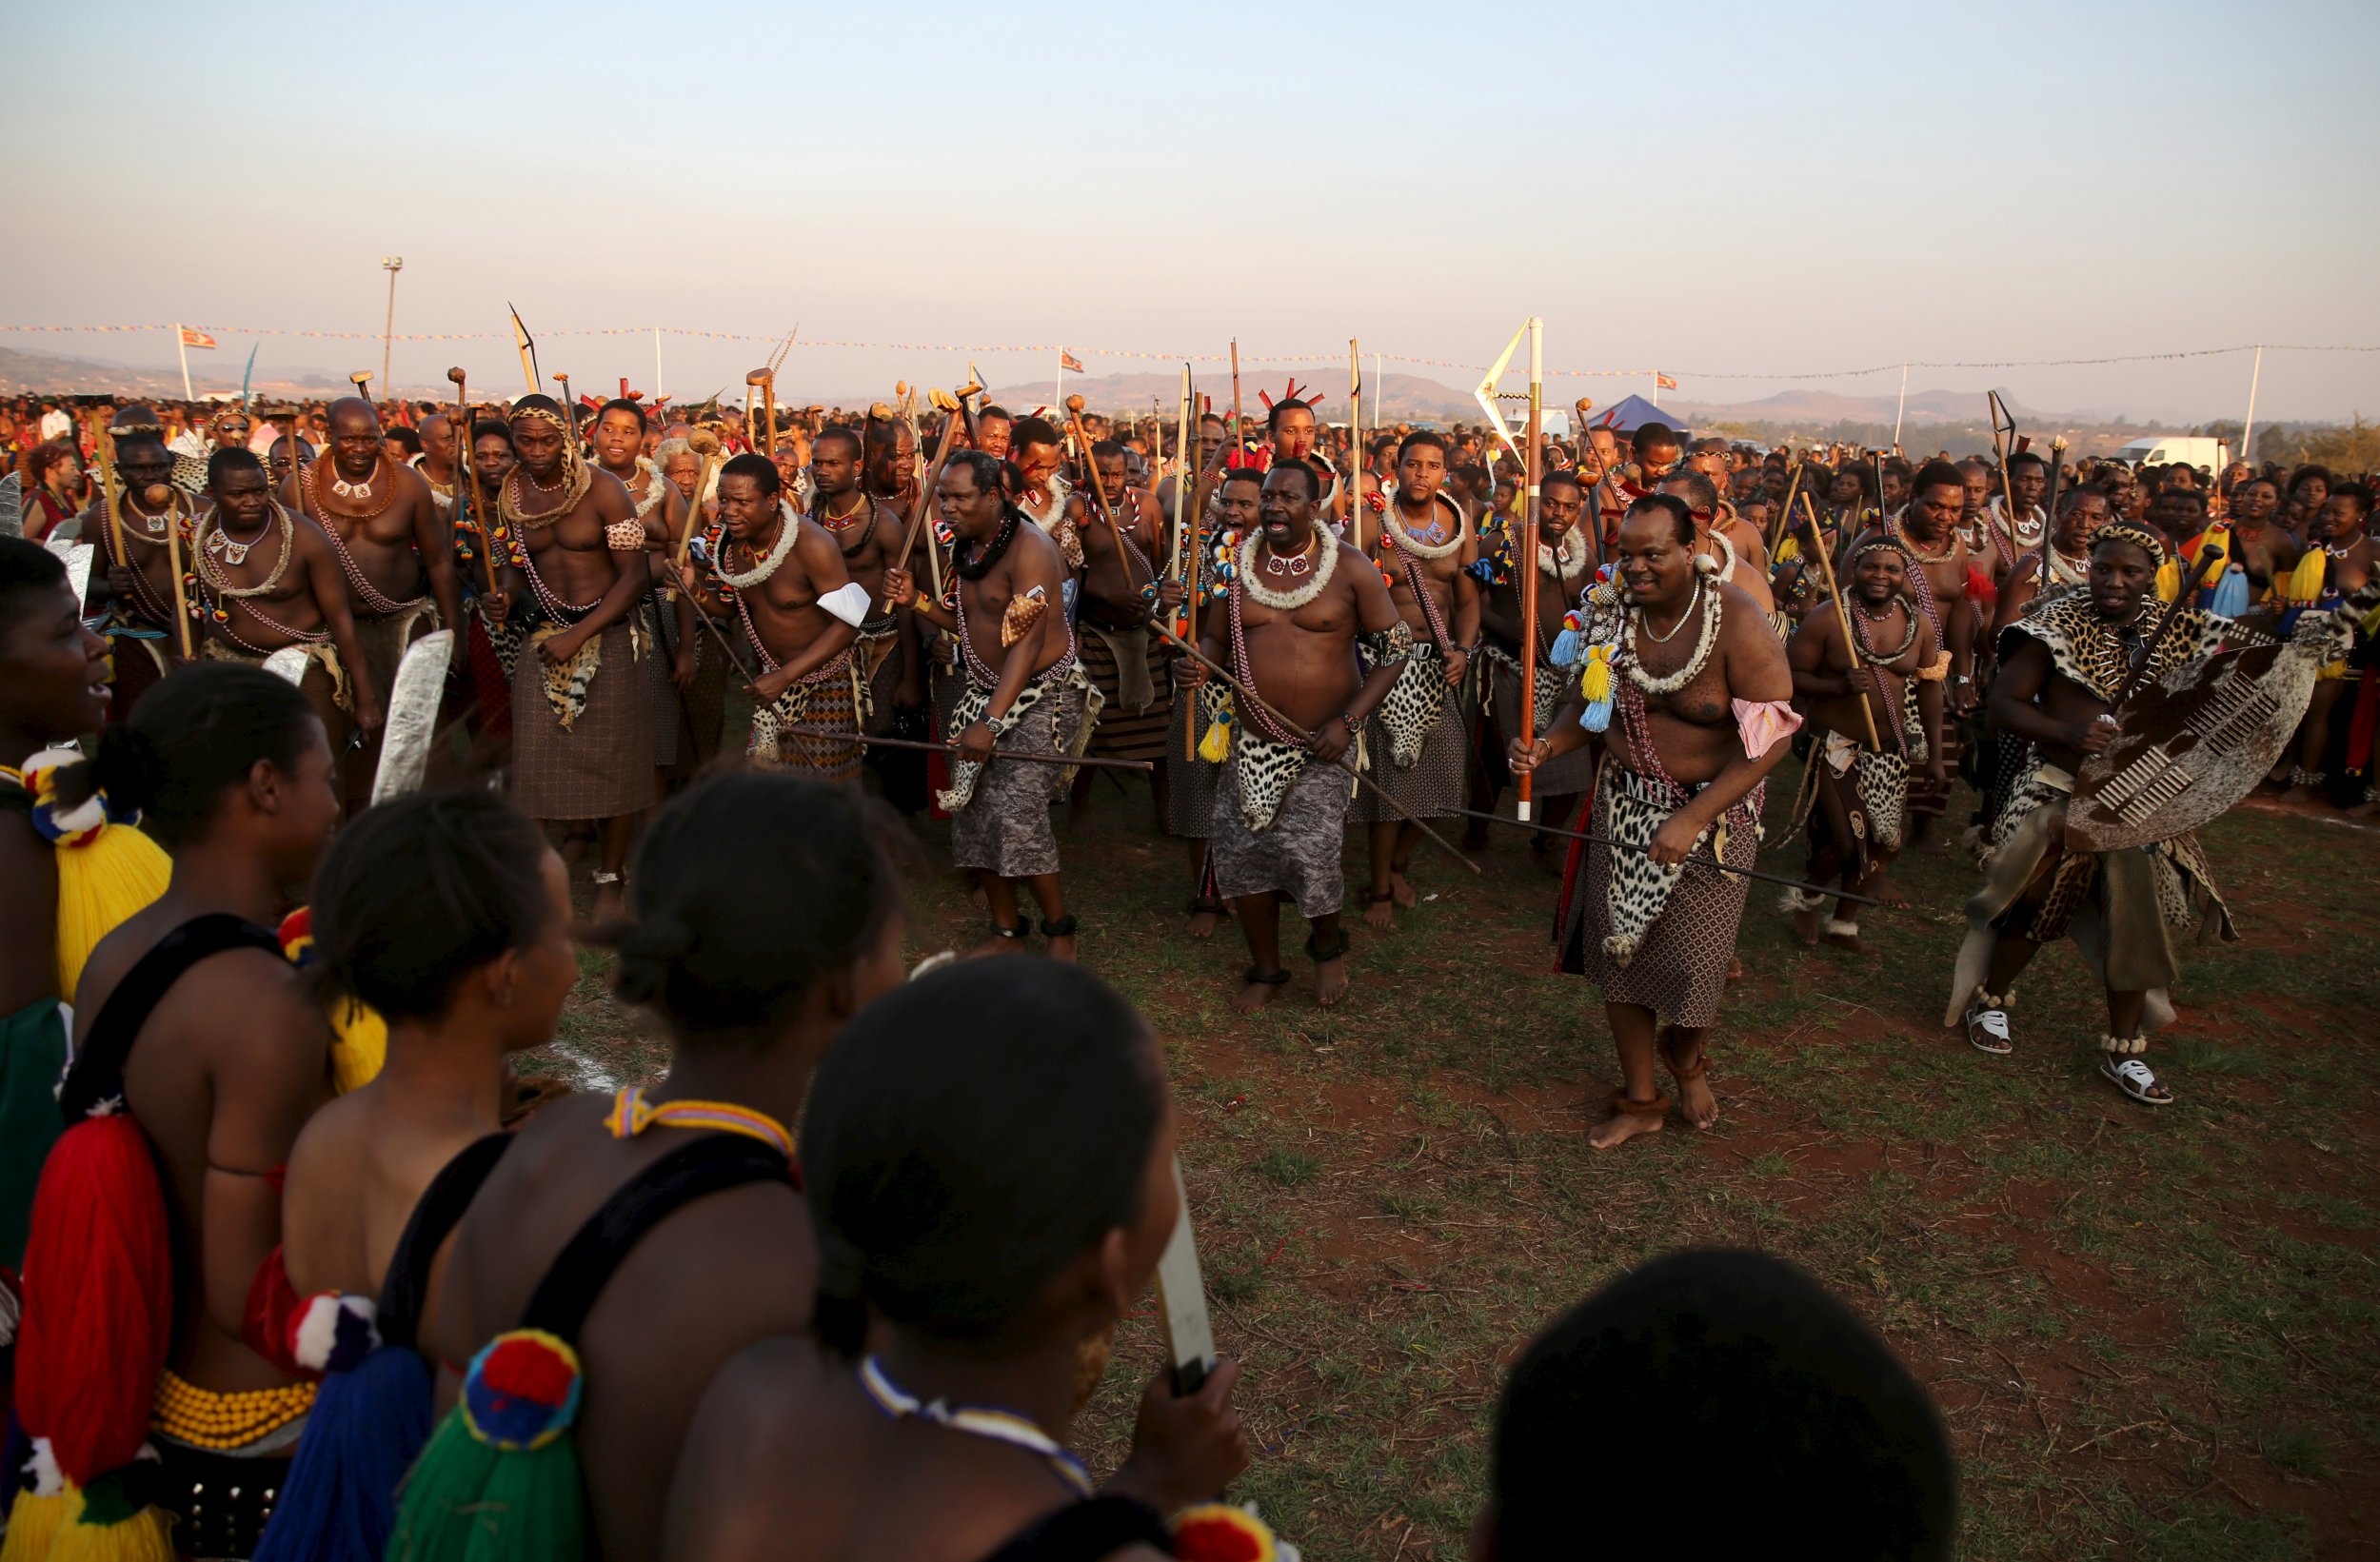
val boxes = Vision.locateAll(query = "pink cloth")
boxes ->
[1733,698,1803,760]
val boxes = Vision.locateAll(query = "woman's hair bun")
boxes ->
[68,724,164,814]
[610,915,698,1007]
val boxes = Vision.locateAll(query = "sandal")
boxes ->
[1965,988,2014,1056]
[1304,929,1351,963]
[2099,1038,2172,1106]
[1040,914,1079,939]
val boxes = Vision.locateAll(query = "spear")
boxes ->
[1799,491,1880,748]
[775,724,1152,772]
[1175,363,1197,761]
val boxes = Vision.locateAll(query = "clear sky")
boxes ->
[7,0,2375,425]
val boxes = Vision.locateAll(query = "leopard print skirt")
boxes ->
[1211,737,1349,918]
[1557,767,1757,1028]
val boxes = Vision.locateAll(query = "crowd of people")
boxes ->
[1,367,2370,1560]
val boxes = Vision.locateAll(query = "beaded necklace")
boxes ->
[1224,573,1310,748]
[315,504,428,617]
[818,492,881,559]
[1382,493,1466,560]
[715,502,802,590]
[1623,579,1721,693]
[499,452,593,534]
[1239,527,1336,612]
[193,504,294,600]
[954,510,1021,583]
[308,452,399,522]
[857,1355,1091,1497]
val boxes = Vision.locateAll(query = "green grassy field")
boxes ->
[537,776,2380,1560]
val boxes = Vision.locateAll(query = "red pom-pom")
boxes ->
[480,1335,576,1407]
[1173,1504,1278,1562]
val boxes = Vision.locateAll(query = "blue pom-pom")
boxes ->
[2210,566,2250,619]
[1549,627,1582,667]
[1582,698,1613,734]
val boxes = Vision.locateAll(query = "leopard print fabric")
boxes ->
[1598,767,1762,968]
[1231,729,1312,833]
[2010,592,2223,702]
[1364,628,1446,769]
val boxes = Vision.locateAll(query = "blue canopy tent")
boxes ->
[1582,394,1688,441]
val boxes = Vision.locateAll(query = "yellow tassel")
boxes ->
[53,824,169,1005]
[2286,549,2327,604]
[2154,559,2180,603]
[48,1497,177,1562]
[1198,719,1232,762]
[328,997,387,1094]
[1579,645,1612,704]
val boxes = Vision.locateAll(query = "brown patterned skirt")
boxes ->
[508,620,655,820]
[1557,771,1755,1028]
[747,653,864,782]
[1353,657,1475,823]
[1165,694,1224,837]
[1487,650,1597,796]
[1078,620,1172,761]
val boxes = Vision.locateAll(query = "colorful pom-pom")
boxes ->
[1578,643,1614,705]
[1174,1502,1284,1562]
[290,1292,381,1374]
[1549,627,1582,667]
[20,747,117,848]
[461,1330,584,1453]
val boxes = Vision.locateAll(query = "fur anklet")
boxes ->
[2098,1033,2147,1056]
[1824,918,1860,939]
[1969,985,2014,1012]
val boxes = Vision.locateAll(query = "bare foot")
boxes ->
[1587,1097,1666,1151]
[1671,1068,1718,1130]
[1363,893,1397,931]
[1233,975,1284,1012]
[1046,933,1079,964]
[1315,955,1348,1007]
[592,880,626,924]
[1872,878,1909,907]
[1187,909,1221,939]
[1390,871,1418,909]
[967,876,989,912]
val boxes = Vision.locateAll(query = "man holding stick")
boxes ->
[1478,468,1598,862]
[1357,430,1481,927]
[1177,459,1404,1009]
[885,451,1099,959]
[680,453,868,780]
[805,426,915,746]
[81,406,193,717]
[1511,495,1798,1150]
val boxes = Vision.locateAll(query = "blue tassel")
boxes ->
[2210,566,2250,620]
[1549,627,1582,667]
[1582,699,1613,734]
[252,1345,433,1562]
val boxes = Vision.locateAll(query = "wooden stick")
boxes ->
[776,724,1152,772]
[89,408,129,572]
[1348,337,1364,554]
[446,367,499,598]
[1228,340,1241,467]
[1176,364,1197,761]
[1986,391,2021,530]
[891,391,966,577]
[1146,617,1482,878]
[1799,491,1881,748]
[1443,806,1883,906]
[1767,458,1805,558]
[1518,316,1544,822]
[157,482,194,660]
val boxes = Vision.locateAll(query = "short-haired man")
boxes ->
[885,451,1098,959]
[681,453,869,781]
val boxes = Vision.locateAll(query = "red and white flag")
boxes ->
[1060,349,1084,374]
[1654,371,1677,390]
[179,326,217,349]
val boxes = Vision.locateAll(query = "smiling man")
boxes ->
[1180,458,1403,1010]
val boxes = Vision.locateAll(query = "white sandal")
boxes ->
[1964,988,2013,1056]
[2099,1052,2172,1106]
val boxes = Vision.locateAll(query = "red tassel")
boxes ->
[15,1116,174,1485]
[243,1244,307,1377]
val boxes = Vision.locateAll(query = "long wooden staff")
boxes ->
[1348,338,1364,553]
[1767,457,1805,558]
[446,366,500,598]
[1228,340,1241,466]
[1175,364,1198,761]
[1061,395,1123,531]
[155,477,194,661]
[1518,317,1545,822]
[747,369,776,465]
[1799,491,1880,748]
[1146,617,1481,878]
[1986,391,2022,531]
[1445,805,1882,906]
[889,384,972,578]
[89,408,129,570]
[775,724,1152,772]
[675,429,722,570]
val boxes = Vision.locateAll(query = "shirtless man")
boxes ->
[1867,461,1976,802]
[1071,441,1173,824]
[193,448,385,741]
[1009,416,1088,605]
[1180,459,1403,1008]
[1511,496,1798,1149]
[592,398,700,787]
[286,397,462,806]
[863,416,919,518]
[683,454,867,779]
[413,410,459,515]
[886,452,1092,959]
[1357,430,1479,927]
[1478,468,1598,860]
[84,407,199,714]
[2279,483,2375,802]
[1661,471,1777,623]
[1993,486,2108,638]
[1265,395,1343,521]
[805,426,916,747]
[499,394,656,920]
[1986,449,2049,557]
[1687,436,1770,575]
[1785,537,1945,946]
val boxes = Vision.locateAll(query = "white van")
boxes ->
[2113,435,2228,470]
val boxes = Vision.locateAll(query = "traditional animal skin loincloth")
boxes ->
[1359,622,1438,768]
[934,662,1102,814]
[746,646,863,781]
[1598,765,1760,970]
